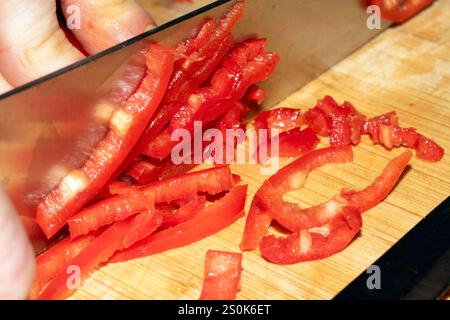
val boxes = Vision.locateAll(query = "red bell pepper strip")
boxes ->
[204,101,249,163]
[244,85,267,105]
[379,125,419,149]
[38,212,162,300]
[110,185,247,263]
[200,250,242,300]
[176,19,216,57]
[414,134,444,162]
[36,44,175,238]
[340,150,413,211]
[364,112,443,162]
[260,207,362,265]
[240,146,354,250]
[144,39,279,160]
[67,166,235,238]
[68,187,155,239]
[125,157,196,185]
[370,0,433,23]
[160,195,207,229]
[259,150,413,232]
[29,234,95,299]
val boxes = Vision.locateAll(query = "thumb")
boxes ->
[0,187,35,299]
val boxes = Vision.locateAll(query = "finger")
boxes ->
[61,0,156,55]
[0,187,35,300]
[0,0,85,86]
[0,73,12,95]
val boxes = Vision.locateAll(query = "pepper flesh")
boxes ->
[36,44,175,238]
[200,250,242,300]
[29,234,95,299]
[260,207,362,265]
[68,166,236,238]
[111,185,247,263]
[370,0,433,23]
[259,150,413,232]
[38,212,162,300]
[240,146,354,251]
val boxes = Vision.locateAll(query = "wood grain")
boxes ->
[70,0,450,299]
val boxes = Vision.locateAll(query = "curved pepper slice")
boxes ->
[114,3,244,175]
[240,146,354,251]
[260,207,362,265]
[110,185,247,263]
[29,234,95,299]
[414,134,444,162]
[364,112,444,162]
[38,212,162,300]
[370,0,433,23]
[36,44,175,238]
[126,157,196,185]
[259,150,413,232]
[67,166,236,238]
[304,96,365,145]
[200,250,242,300]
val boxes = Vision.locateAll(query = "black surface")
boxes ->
[335,197,450,300]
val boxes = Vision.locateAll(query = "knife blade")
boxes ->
[0,0,389,233]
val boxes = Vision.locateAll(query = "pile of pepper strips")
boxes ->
[30,2,444,300]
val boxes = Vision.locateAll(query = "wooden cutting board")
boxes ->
[71,0,450,299]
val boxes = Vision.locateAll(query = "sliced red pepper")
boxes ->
[176,18,215,57]
[38,212,162,300]
[278,127,320,158]
[204,101,248,163]
[254,107,303,133]
[108,4,242,184]
[160,195,206,229]
[67,166,235,238]
[414,134,444,162]
[36,44,175,238]
[110,185,247,263]
[260,207,362,265]
[365,113,443,162]
[144,39,279,160]
[125,157,196,185]
[260,150,413,232]
[200,250,242,300]
[68,187,155,239]
[304,107,329,136]
[370,0,433,23]
[304,96,365,146]
[240,146,353,250]
[244,85,267,105]
[363,111,399,144]
[378,124,419,149]
[29,234,95,299]
[340,150,413,212]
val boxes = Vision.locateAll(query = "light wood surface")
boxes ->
[71,0,450,299]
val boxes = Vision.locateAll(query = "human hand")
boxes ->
[0,0,154,93]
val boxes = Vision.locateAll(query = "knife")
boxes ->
[0,0,389,221]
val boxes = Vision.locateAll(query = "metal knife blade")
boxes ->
[0,0,389,222]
